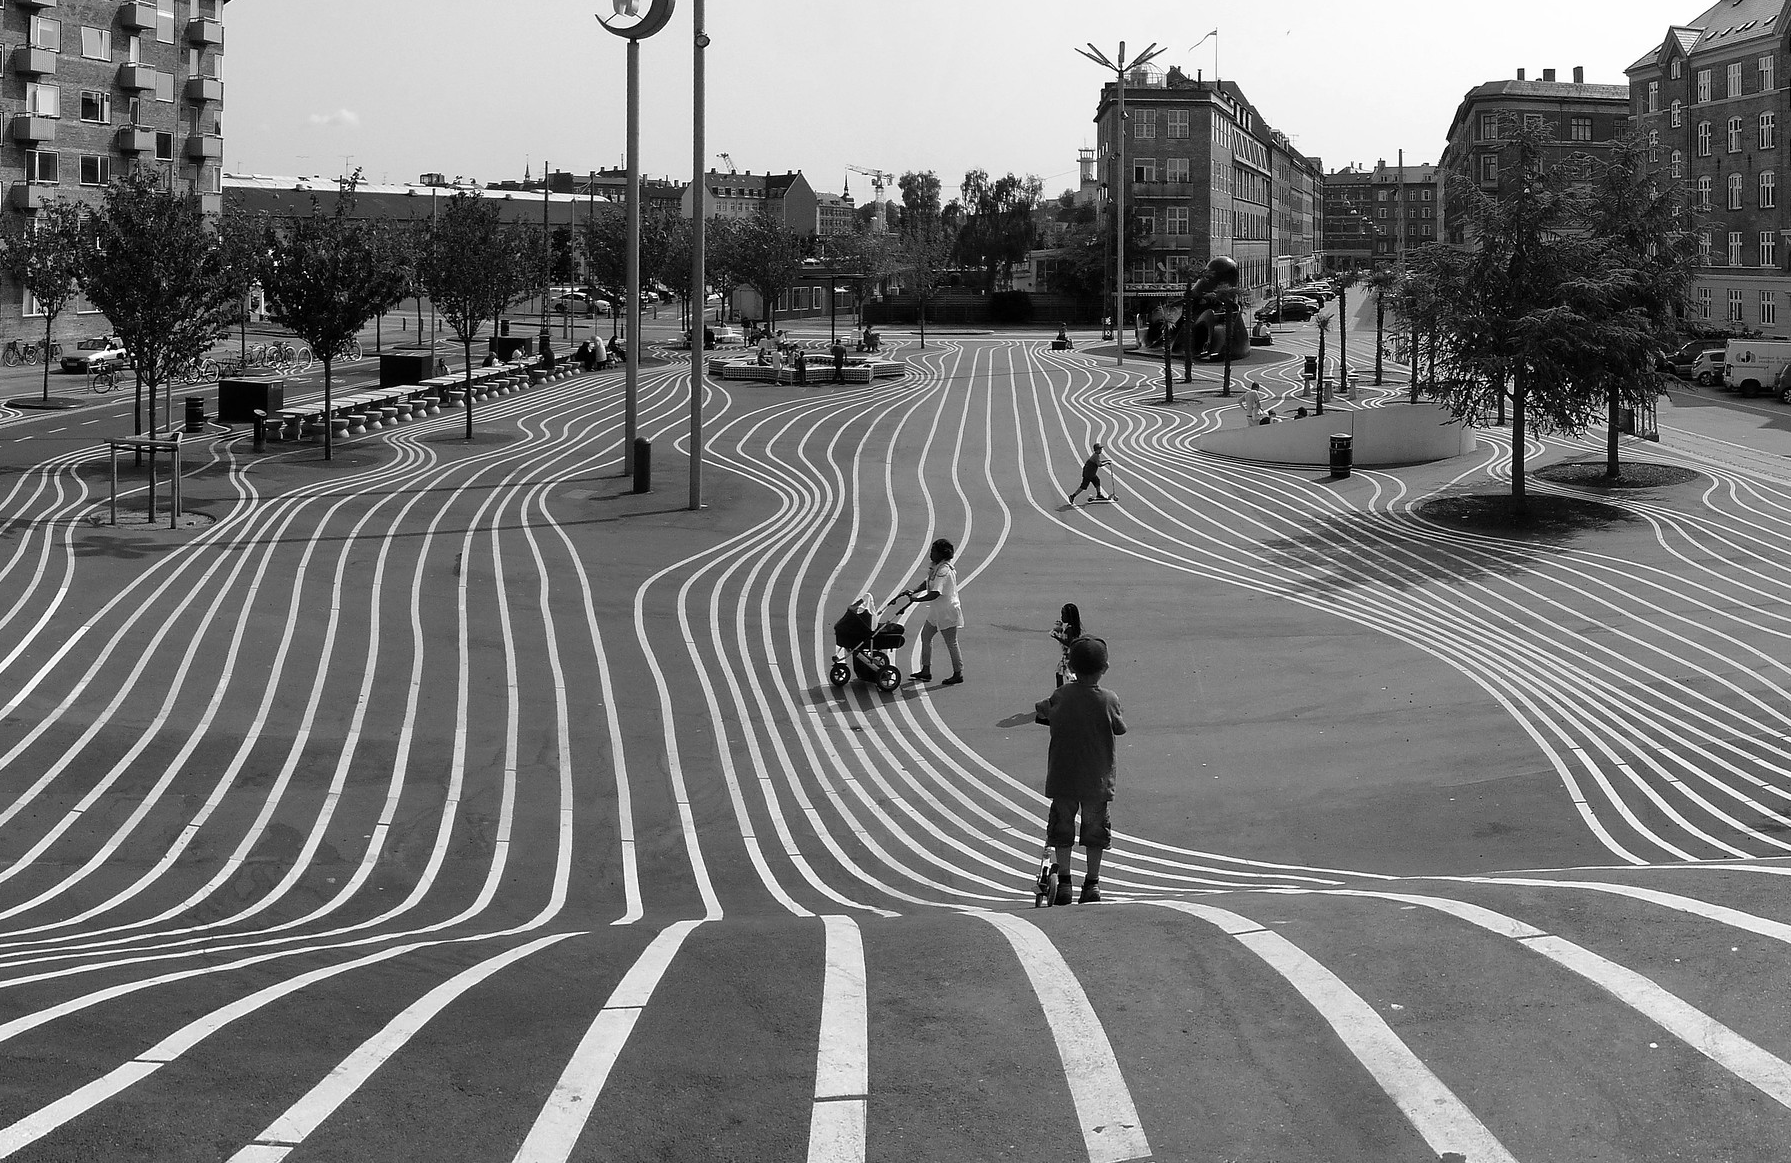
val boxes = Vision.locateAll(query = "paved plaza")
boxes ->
[0,321,1790,1162]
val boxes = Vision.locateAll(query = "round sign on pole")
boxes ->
[597,0,676,38]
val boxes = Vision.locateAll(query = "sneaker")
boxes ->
[1078,879,1101,904]
[909,670,932,683]
[941,673,964,686]
[1053,875,1074,907]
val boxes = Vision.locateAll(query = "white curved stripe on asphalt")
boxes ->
[806,914,869,1163]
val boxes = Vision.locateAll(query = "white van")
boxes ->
[1722,339,1791,397]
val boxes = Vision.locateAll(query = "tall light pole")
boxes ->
[1076,40,1165,367]
[690,0,707,510]
[598,0,676,479]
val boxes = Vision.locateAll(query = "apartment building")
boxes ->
[679,169,821,236]
[7,0,226,330]
[1321,160,1442,270]
[1439,67,1630,246]
[1629,0,1788,335]
[1089,67,1323,299]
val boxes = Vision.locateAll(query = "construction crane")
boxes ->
[717,152,736,174]
[846,164,893,231]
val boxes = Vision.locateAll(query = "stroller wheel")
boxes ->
[828,662,851,688]
[868,650,890,669]
[875,664,902,693]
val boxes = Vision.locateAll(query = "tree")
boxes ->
[1331,269,1363,391]
[1366,265,1402,386]
[1314,313,1332,417]
[0,200,87,405]
[81,169,243,436]
[258,176,412,461]
[894,170,962,348]
[418,191,545,441]
[703,215,744,323]
[1406,116,1690,511]
[954,169,1043,293]
[549,225,577,284]
[581,203,677,339]
[724,208,805,331]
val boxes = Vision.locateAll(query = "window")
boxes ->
[78,155,110,186]
[1699,286,1712,316]
[1764,170,1777,207]
[1730,231,1744,266]
[1700,232,1712,265]
[1672,100,1683,127]
[154,71,173,103]
[1573,117,1594,142]
[1764,291,1778,324]
[1762,112,1777,150]
[1672,149,1684,179]
[1648,130,1659,162]
[1731,289,1746,321]
[1377,207,1388,219]
[1764,55,1777,92]
[80,26,110,60]
[1133,208,1156,235]
[1698,68,1712,102]
[154,131,173,161]
[25,83,59,118]
[1166,206,1189,236]
[1730,117,1744,152]
[1134,110,1155,139]
[78,91,109,124]
[1729,62,1744,97]
[1672,59,1683,80]
[1699,121,1712,155]
[1647,81,1660,113]
[1698,175,1712,207]
[1479,112,1498,140]
[27,18,59,54]
[156,2,175,44]
[24,150,57,185]
[1166,109,1188,138]
[201,165,222,196]
[1131,158,1155,182]
[127,34,140,64]
[1763,232,1778,268]
[1479,154,1497,184]
[126,96,143,127]
[1165,156,1189,183]
[1731,173,1745,209]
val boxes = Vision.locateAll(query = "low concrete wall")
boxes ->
[1196,402,1477,467]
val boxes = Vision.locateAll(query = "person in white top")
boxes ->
[909,537,964,686]
[1240,380,1266,426]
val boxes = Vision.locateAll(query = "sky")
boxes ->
[228,0,1706,198]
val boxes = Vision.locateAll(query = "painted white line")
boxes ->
[807,915,868,1163]
[511,920,701,1163]
[229,933,577,1162]
[975,911,1151,1163]
[1146,899,1518,1163]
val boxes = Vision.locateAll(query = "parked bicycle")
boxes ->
[333,337,363,362]
[89,366,122,393]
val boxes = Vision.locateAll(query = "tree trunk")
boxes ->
[1606,385,1621,479]
[1316,332,1327,417]
[41,313,53,404]
[1511,365,1528,516]
[919,296,928,349]
[1374,298,1385,386]
[1337,288,1348,393]
[464,339,475,441]
[323,356,335,462]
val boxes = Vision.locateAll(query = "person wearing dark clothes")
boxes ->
[830,339,848,384]
[1032,636,1126,904]
[794,349,808,385]
[1066,442,1111,505]
[575,340,594,372]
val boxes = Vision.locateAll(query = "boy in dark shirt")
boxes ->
[1066,442,1111,505]
[1033,636,1127,904]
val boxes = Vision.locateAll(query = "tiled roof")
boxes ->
[1465,79,1630,102]
[1685,0,1781,50]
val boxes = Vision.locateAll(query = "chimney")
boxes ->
[1517,68,1526,80]
[1542,68,1556,82]
[1573,66,1584,84]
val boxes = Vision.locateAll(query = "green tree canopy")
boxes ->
[719,208,805,329]
[954,169,1043,293]
[0,199,87,404]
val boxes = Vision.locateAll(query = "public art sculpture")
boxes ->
[1180,255,1251,361]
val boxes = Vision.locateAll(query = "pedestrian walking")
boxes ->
[909,537,964,686]
[1032,636,1126,905]
[830,338,848,384]
[1050,602,1082,687]
[1066,442,1112,505]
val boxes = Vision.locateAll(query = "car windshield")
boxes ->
[78,339,107,351]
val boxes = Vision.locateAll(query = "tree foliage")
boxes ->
[581,203,678,335]
[715,207,805,329]
[895,170,959,347]
[80,169,243,435]
[0,200,87,404]
[954,169,1043,293]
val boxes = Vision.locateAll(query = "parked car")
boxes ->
[1689,348,1725,387]
[550,293,599,316]
[710,324,744,346]
[61,335,129,374]
[1666,339,1728,378]
[1254,298,1319,322]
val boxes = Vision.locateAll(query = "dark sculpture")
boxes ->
[1182,256,1251,360]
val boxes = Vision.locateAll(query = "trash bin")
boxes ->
[632,436,651,494]
[184,395,206,434]
[1329,433,1353,478]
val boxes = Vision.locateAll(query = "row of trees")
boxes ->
[0,171,551,460]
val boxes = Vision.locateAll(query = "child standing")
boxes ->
[1050,603,1082,687]
[1032,637,1126,905]
[1066,442,1111,505]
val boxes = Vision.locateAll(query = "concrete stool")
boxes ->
[378,405,401,427]
[302,418,327,441]
[328,417,350,440]
[443,389,465,408]
[419,395,442,416]
[343,412,368,435]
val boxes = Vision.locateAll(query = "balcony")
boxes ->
[185,77,223,103]
[185,134,221,162]
[11,115,56,143]
[186,17,223,45]
[116,126,155,152]
[1129,180,1194,198]
[119,1,156,29]
[14,0,56,8]
[10,46,56,75]
[9,182,51,211]
[117,63,155,90]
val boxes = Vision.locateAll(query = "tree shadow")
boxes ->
[1533,460,1701,490]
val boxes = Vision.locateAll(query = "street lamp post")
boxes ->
[1076,40,1165,368]
[690,0,707,510]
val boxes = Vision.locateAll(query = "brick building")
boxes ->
[1439,67,1631,246]
[8,0,227,330]
[1628,0,1788,334]
[1089,67,1323,301]
[1321,160,1442,271]
[679,169,822,236]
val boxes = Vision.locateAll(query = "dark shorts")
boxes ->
[1046,795,1111,850]
[1080,471,1101,488]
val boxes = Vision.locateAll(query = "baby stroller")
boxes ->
[828,591,919,693]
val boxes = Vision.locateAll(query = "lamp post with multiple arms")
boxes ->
[1075,40,1166,368]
